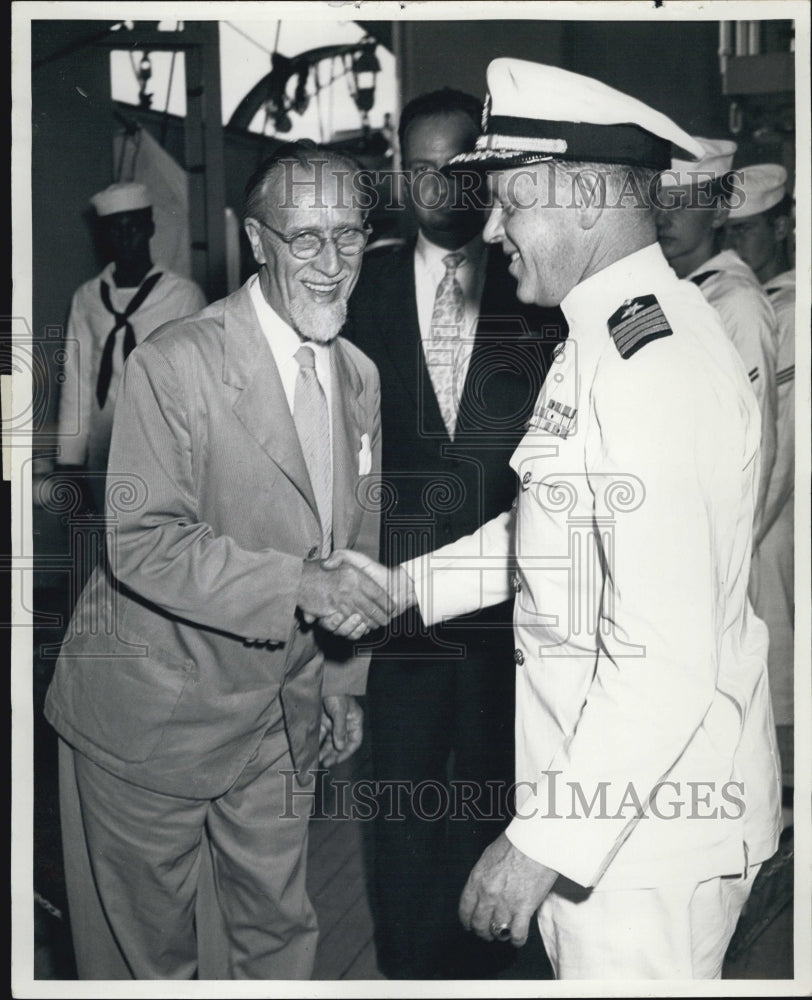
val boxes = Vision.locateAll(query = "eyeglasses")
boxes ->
[255,221,372,260]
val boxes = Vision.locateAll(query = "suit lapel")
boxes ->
[223,283,318,517]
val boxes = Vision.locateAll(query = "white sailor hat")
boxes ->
[727,163,789,220]
[448,58,703,171]
[90,181,152,217]
[659,137,737,189]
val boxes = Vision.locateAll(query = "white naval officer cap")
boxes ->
[447,58,704,171]
[90,181,152,217]
[727,163,789,220]
[659,137,738,189]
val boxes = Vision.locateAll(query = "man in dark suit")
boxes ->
[44,143,392,979]
[344,90,566,979]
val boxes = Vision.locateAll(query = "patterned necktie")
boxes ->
[97,271,163,408]
[293,345,333,557]
[425,251,466,438]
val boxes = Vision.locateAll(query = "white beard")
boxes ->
[289,297,348,344]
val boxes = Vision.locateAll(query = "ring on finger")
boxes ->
[489,920,511,942]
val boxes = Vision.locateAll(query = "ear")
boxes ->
[711,202,729,230]
[773,214,792,242]
[571,169,606,231]
[243,218,266,265]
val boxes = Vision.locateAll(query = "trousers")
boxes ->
[58,708,318,980]
[538,865,761,979]
[367,619,517,978]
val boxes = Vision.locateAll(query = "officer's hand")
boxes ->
[458,832,559,948]
[319,695,363,767]
[297,556,393,638]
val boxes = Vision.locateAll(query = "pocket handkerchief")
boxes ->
[358,433,372,476]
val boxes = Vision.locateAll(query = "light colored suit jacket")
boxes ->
[45,279,381,798]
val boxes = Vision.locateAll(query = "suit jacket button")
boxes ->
[307,546,319,560]
[513,648,525,665]
[512,573,522,593]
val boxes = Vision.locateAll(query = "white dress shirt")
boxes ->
[248,273,334,448]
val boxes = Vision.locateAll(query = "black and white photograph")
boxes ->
[8,1,811,994]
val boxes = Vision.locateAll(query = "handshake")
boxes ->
[297,549,418,641]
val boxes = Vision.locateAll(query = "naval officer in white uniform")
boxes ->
[333,58,782,980]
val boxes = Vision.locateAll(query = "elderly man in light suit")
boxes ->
[45,142,390,980]
[340,60,782,980]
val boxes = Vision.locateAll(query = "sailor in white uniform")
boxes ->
[725,164,795,781]
[655,140,779,544]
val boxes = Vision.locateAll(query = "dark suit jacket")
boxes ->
[343,241,566,653]
[45,279,382,798]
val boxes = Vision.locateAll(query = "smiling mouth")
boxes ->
[301,279,344,295]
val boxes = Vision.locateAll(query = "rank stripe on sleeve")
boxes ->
[608,294,673,360]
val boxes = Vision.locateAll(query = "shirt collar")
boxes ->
[764,268,795,291]
[560,242,676,338]
[415,229,486,273]
[248,273,332,368]
[686,248,742,280]
[101,261,162,292]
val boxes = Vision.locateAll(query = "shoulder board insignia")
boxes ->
[607,294,673,360]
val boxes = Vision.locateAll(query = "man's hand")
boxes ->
[458,832,559,948]
[297,556,393,639]
[319,695,363,767]
[323,550,417,630]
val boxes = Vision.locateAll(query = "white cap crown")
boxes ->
[90,182,152,217]
[660,137,738,189]
[727,163,789,219]
[449,57,704,171]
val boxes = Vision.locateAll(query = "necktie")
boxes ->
[425,251,466,438]
[293,345,333,557]
[96,271,163,408]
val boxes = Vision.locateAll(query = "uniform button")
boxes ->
[513,648,525,665]
[512,573,522,593]
[521,471,532,489]
[307,546,319,559]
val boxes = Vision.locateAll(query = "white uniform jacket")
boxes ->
[406,244,782,891]
[750,269,795,726]
[760,269,795,535]
[687,249,779,545]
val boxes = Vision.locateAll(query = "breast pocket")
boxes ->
[511,432,593,646]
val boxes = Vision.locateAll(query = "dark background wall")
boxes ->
[31,21,115,435]
[396,19,728,136]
